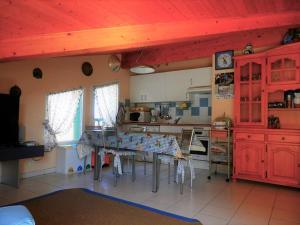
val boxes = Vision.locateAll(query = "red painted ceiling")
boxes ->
[0,0,299,64]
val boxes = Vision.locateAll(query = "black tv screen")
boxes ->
[0,93,19,146]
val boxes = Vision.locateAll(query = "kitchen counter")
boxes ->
[123,121,211,127]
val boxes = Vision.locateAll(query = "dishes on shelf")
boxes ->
[268,102,285,108]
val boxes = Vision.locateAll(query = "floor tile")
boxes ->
[194,212,229,225]
[1,163,299,225]
[271,208,300,224]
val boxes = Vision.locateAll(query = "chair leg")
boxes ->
[144,155,147,176]
[157,158,161,189]
[180,173,184,195]
[189,159,193,188]
[114,166,118,187]
[174,159,178,183]
[99,154,102,182]
[132,155,136,182]
[168,162,171,184]
[83,155,87,175]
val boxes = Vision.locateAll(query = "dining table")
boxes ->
[76,129,183,193]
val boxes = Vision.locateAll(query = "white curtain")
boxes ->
[44,89,83,150]
[94,84,118,127]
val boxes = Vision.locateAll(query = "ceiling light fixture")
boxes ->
[129,65,156,74]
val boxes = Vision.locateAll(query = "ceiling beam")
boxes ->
[0,12,299,61]
[121,27,293,68]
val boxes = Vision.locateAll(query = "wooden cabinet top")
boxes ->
[234,42,300,60]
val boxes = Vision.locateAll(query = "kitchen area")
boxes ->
[122,67,220,170]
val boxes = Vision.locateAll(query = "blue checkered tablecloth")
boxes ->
[76,130,181,159]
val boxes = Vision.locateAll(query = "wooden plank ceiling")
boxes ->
[0,0,299,66]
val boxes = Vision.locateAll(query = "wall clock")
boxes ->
[215,50,234,70]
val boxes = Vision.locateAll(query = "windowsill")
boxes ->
[57,140,79,148]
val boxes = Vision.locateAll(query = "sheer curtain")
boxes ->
[94,83,119,127]
[44,89,83,150]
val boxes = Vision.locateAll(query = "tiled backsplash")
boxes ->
[133,93,211,124]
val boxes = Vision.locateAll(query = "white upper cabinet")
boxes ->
[186,67,211,87]
[163,70,190,101]
[130,67,212,102]
[130,74,165,103]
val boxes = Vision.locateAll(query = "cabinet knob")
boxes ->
[281,137,285,141]
[298,163,300,168]
[247,135,251,138]
[261,160,264,163]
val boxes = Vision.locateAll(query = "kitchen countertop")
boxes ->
[123,121,211,127]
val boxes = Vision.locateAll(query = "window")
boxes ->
[45,89,83,145]
[93,83,119,127]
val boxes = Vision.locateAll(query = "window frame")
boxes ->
[45,88,84,146]
[92,82,120,127]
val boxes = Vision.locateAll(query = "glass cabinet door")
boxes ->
[239,63,250,123]
[268,54,299,85]
[236,59,264,126]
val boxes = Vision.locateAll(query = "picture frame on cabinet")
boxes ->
[215,50,234,70]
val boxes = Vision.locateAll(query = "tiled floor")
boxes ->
[0,163,299,225]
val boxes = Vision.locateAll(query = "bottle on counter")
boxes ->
[286,95,292,108]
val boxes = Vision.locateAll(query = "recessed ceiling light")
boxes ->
[129,65,155,74]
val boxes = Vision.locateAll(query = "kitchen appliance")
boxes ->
[150,109,158,123]
[128,111,151,122]
[189,127,210,161]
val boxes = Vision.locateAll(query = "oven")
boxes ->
[189,127,210,161]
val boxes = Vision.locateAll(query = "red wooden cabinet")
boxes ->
[267,54,300,85]
[267,144,300,186]
[235,58,265,127]
[235,142,265,179]
[233,43,300,188]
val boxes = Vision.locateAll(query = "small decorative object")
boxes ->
[178,102,189,110]
[33,67,43,79]
[268,102,285,108]
[252,73,261,80]
[215,50,234,70]
[10,85,22,97]
[243,43,254,54]
[294,92,300,108]
[268,115,280,129]
[82,62,93,76]
[108,54,121,72]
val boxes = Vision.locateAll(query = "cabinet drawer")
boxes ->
[235,132,264,141]
[268,134,300,144]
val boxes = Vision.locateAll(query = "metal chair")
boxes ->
[128,126,148,176]
[158,129,194,194]
[98,126,137,186]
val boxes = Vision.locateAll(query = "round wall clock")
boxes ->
[215,50,234,70]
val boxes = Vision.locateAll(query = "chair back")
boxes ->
[180,129,193,154]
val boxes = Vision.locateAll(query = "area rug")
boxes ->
[11,188,202,225]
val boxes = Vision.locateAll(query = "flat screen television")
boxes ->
[0,92,20,146]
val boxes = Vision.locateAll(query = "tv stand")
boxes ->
[0,145,44,187]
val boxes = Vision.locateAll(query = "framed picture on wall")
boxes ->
[215,72,234,99]
[215,50,234,70]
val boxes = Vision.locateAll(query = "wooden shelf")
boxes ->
[240,80,261,84]
[268,108,300,112]
[240,101,261,104]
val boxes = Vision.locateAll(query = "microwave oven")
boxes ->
[128,111,151,122]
